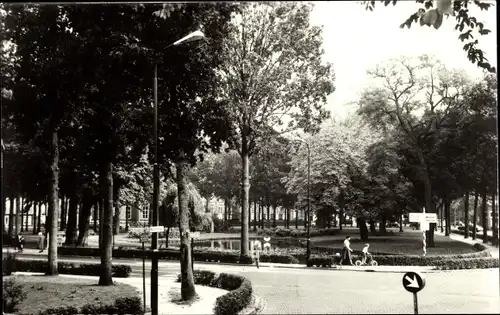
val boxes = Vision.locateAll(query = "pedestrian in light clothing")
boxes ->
[252,240,261,269]
[339,236,354,266]
[37,232,45,253]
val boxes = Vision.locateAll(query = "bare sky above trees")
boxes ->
[310,1,497,119]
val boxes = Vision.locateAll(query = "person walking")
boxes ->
[17,234,25,252]
[37,232,45,253]
[339,236,354,266]
[252,240,261,269]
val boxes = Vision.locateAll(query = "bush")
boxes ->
[260,253,299,264]
[3,278,28,313]
[62,296,143,315]
[13,259,132,278]
[3,252,16,276]
[213,273,253,315]
[434,257,500,270]
[39,306,79,315]
[176,270,253,315]
[213,216,231,233]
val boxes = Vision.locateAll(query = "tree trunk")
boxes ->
[253,201,257,232]
[76,190,92,247]
[304,209,307,229]
[65,194,79,246]
[266,203,271,229]
[224,198,227,221]
[464,192,470,238]
[240,141,250,259]
[93,202,98,233]
[357,217,369,240]
[165,227,170,248]
[440,200,444,233]
[8,196,14,236]
[20,197,24,232]
[287,208,291,228]
[37,202,42,234]
[32,202,38,234]
[481,189,488,243]
[472,191,479,240]
[417,149,436,247]
[113,201,120,235]
[47,130,59,276]
[445,198,451,236]
[176,156,196,301]
[272,205,277,228]
[492,189,498,246]
[369,219,376,233]
[399,214,403,232]
[295,209,298,229]
[380,215,387,234]
[98,161,114,286]
[125,205,129,232]
[15,195,21,235]
[24,201,30,232]
[60,196,67,231]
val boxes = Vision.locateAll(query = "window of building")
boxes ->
[126,206,131,219]
[142,205,149,220]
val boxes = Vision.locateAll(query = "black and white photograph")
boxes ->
[1,1,498,314]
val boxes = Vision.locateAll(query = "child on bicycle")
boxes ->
[361,243,371,264]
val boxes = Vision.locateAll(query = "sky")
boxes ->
[309,1,498,119]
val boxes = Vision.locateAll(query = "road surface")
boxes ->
[8,253,499,314]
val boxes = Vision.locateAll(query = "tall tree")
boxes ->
[217,2,335,258]
[356,55,470,246]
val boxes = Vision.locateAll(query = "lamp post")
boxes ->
[151,30,205,315]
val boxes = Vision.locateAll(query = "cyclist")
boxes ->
[361,243,371,264]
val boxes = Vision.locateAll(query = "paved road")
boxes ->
[8,254,499,314]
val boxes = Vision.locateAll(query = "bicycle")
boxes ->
[355,253,378,266]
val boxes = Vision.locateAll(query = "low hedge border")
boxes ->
[6,258,131,278]
[433,257,500,270]
[37,296,143,315]
[176,270,253,315]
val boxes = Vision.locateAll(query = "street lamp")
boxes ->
[292,137,311,264]
[151,30,205,315]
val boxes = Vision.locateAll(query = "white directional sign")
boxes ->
[149,226,164,233]
[402,271,426,294]
[409,212,437,223]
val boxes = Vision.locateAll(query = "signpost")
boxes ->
[139,232,150,312]
[402,271,426,314]
[190,231,201,271]
[409,211,437,256]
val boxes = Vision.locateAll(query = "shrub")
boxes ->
[3,278,28,313]
[260,253,299,264]
[434,257,500,270]
[13,259,132,278]
[177,270,253,315]
[257,227,339,238]
[213,216,231,233]
[3,252,16,276]
[213,274,253,315]
[39,306,79,315]
[114,296,144,315]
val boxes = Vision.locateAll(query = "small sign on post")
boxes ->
[150,226,164,233]
[402,271,426,314]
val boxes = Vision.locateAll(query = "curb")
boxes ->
[239,295,265,315]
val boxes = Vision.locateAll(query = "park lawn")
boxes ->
[311,232,478,256]
[6,274,140,315]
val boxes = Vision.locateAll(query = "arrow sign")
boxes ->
[402,271,426,294]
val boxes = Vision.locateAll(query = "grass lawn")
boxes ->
[311,231,478,256]
[5,275,140,315]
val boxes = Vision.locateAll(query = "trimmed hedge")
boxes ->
[433,257,500,270]
[176,270,253,315]
[11,259,131,278]
[38,296,143,315]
